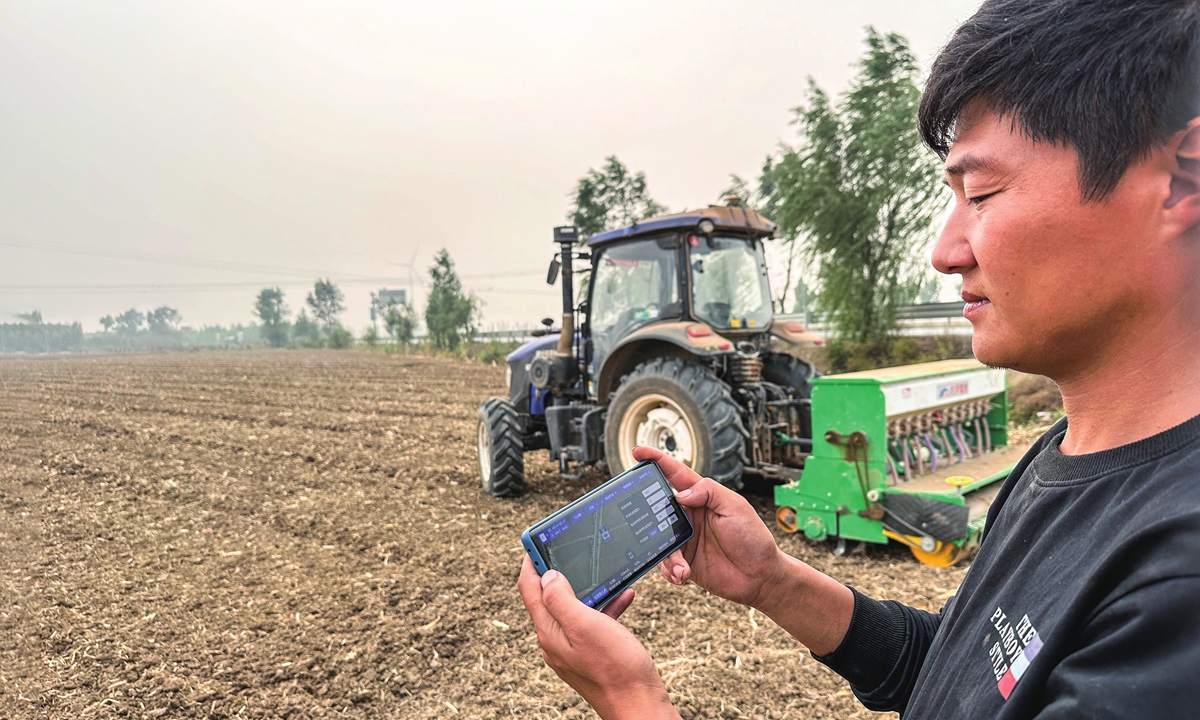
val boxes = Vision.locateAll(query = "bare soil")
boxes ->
[0,351,984,719]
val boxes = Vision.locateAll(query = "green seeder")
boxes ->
[774,359,1028,566]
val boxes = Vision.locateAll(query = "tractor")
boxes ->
[476,198,823,496]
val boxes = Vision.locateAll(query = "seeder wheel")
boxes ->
[908,541,967,567]
[882,529,968,567]
[776,506,799,534]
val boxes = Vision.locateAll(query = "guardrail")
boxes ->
[475,302,972,343]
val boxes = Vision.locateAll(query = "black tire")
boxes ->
[761,352,817,398]
[477,398,525,498]
[605,358,748,489]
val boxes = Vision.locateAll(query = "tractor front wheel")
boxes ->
[606,358,748,488]
[477,398,525,498]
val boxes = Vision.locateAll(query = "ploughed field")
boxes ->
[0,351,967,719]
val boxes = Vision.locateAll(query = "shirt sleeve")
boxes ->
[812,587,945,713]
[1036,575,1200,719]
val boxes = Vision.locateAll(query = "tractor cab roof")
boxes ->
[586,202,777,248]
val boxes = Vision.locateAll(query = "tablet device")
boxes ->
[521,460,693,610]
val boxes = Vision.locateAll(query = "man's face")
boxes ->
[933,107,1169,377]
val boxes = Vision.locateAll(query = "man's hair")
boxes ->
[919,0,1200,201]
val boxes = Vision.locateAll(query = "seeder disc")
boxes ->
[775,506,799,534]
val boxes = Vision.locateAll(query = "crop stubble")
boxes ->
[0,352,968,719]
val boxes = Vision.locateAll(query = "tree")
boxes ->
[99,315,115,332]
[16,310,42,324]
[384,302,418,344]
[115,309,144,335]
[146,306,181,334]
[254,287,290,348]
[568,156,667,240]
[763,29,946,344]
[424,249,478,351]
[306,279,345,330]
[293,310,321,346]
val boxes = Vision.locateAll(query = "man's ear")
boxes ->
[1165,117,1200,230]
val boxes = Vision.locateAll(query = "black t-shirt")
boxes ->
[816,413,1200,718]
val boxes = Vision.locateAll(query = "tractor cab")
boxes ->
[587,223,776,385]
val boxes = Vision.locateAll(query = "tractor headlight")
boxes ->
[698,219,715,235]
[505,364,512,394]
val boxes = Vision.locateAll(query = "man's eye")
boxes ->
[967,192,998,205]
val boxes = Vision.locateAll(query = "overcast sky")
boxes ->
[0,0,981,332]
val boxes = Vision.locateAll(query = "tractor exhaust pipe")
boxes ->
[553,227,579,356]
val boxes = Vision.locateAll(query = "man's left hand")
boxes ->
[517,556,680,720]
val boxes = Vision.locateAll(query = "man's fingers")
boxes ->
[675,476,747,518]
[632,446,703,491]
[518,556,558,632]
[660,550,691,585]
[600,589,635,620]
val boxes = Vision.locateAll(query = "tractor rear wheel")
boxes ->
[477,398,525,498]
[761,351,817,397]
[606,358,748,488]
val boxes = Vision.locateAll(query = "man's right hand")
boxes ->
[634,446,855,656]
[633,446,785,609]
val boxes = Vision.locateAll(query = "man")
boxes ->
[518,0,1200,716]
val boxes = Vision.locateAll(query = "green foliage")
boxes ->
[383,302,417,344]
[424,249,478,351]
[1008,373,1064,426]
[292,310,322,347]
[16,310,42,324]
[254,287,290,348]
[146,306,182,334]
[306,279,345,329]
[0,322,82,352]
[328,327,354,349]
[99,315,115,332]
[361,325,379,346]
[765,29,946,344]
[115,309,145,335]
[568,156,667,240]
[820,336,972,373]
[478,340,508,364]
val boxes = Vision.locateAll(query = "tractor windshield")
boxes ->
[689,236,772,330]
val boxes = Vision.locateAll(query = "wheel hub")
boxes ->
[620,394,697,468]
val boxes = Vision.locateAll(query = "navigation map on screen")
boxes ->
[531,463,689,608]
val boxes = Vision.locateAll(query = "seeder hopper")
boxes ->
[774,359,1025,566]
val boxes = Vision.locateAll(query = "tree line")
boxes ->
[567,28,944,353]
[252,248,479,351]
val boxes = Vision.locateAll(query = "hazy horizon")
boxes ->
[1,0,980,333]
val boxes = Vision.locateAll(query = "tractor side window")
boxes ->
[589,241,679,375]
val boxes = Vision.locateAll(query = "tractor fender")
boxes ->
[595,321,733,404]
[769,318,824,347]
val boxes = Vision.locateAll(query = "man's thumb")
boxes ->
[540,570,586,621]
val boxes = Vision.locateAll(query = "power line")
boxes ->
[0,277,407,295]
[2,233,548,287]
[0,234,348,279]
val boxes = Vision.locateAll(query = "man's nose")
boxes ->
[931,204,977,276]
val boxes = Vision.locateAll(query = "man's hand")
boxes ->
[635,446,786,609]
[517,556,680,720]
[636,446,855,655]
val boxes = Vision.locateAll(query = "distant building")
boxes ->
[377,289,407,307]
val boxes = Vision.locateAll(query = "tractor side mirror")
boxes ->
[546,258,561,285]
[541,318,554,328]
